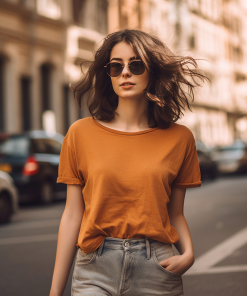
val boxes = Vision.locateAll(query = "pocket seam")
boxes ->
[75,248,97,265]
[152,246,181,278]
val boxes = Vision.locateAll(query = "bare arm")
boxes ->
[49,184,84,296]
[160,187,195,275]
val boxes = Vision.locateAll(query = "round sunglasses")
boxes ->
[104,60,146,77]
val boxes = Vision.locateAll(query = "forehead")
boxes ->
[110,41,138,60]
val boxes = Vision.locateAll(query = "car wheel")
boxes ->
[0,192,12,224]
[40,182,54,204]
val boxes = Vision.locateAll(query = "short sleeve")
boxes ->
[171,145,202,188]
[57,137,85,187]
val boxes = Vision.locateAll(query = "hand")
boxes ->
[159,254,194,276]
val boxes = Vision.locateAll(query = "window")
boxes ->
[0,136,29,157]
[96,0,108,34]
[189,34,196,49]
[37,0,61,19]
[78,38,95,51]
[41,64,53,113]
[46,139,62,154]
[32,139,62,155]
[21,77,32,131]
[63,85,70,134]
[73,0,108,34]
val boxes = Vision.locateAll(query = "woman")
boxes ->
[49,29,208,296]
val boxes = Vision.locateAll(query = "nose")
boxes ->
[121,63,132,77]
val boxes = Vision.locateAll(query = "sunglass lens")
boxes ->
[129,61,145,75]
[106,63,122,77]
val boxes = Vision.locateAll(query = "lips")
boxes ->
[120,82,135,86]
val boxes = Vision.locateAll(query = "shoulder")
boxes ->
[170,122,195,142]
[64,117,92,146]
[68,117,92,133]
[66,117,92,136]
[167,122,196,154]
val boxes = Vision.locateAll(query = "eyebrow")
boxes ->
[110,56,140,62]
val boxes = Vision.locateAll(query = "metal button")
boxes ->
[124,242,130,247]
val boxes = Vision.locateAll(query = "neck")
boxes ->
[112,95,150,129]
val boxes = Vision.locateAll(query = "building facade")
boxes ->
[137,0,247,147]
[0,0,67,134]
[0,0,116,135]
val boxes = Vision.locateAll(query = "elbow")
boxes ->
[191,255,195,266]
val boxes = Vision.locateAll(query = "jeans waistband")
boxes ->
[97,237,168,260]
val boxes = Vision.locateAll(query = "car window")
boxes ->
[46,139,62,154]
[0,136,29,157]
[32,139,62,155]
[218,140,246,152]
[219,146,244,152]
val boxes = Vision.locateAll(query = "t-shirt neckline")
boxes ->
[92,117,159,136]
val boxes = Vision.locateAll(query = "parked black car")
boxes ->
[0,130,66,204]
[196,141,219,180]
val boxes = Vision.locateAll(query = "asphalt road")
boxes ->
[0,174,246,296]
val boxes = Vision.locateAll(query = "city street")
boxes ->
[1,1,247,296]
[0,175,246,296]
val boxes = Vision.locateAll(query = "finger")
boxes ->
[160,260,170,267]
[160,258,171,265]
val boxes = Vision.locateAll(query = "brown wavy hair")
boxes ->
[71,29,209,129]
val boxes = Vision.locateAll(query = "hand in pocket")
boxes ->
[159,254,194,276]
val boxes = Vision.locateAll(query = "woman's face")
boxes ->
[108,41,149,99]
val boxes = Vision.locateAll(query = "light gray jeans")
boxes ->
[71,237,184,296]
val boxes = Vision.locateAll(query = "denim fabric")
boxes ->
[71,237,184,296]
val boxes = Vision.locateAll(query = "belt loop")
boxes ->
[97,237,105,256]
[145,238,151,260]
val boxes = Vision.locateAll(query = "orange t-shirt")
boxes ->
[57,117,201,253]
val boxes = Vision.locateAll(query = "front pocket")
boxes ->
[75,248,97,266]
[152,243,181,278]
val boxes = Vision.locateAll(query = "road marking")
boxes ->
[185,225,247,275]
[0,234,58,245]
[185,265,247,275]
[0,219,60,231]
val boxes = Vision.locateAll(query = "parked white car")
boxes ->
[0,171,19,223]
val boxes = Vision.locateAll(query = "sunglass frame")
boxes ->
[104,60,145,77]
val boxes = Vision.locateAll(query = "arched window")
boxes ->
[41,63,53,113]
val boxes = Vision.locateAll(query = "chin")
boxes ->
[118,92,143,98]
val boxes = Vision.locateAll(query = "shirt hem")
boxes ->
[77,235,106,254]
[57,177,84,186]
[171,181,202,188]
[76,233,181,253]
